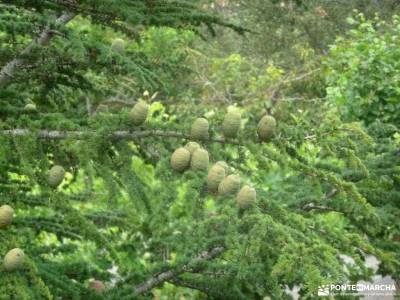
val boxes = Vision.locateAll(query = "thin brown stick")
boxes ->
[134,247,224,295]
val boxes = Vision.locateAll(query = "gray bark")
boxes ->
[0,129,238,144]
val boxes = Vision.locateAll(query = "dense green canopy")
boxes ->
[0,1,399,299]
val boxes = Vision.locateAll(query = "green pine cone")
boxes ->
[185,142,201,155]
[190,118,209,141]
[190,148,209,171]
[236,185,256,209]
[24,103,37,112]
[207,164,226,192]
[222,111,241,138]
[129,101,149,126]
[3,248,25,272]
[111,38,126,54]
[257,115,276,142]
[218,174,241,196]
[216,161,230,174]
[48,165,65,188]
[0,205,14,229]
[171,147,191,172]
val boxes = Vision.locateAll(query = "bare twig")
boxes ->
[134,247,224,295]
[302,203,340,212]
[47,29,66,38]
[323,188,339,200]
[302,188,339,212]
[0,12,75,88]
[241,68,321,107]
[282,68,321,84]
[269,68,321,106]
[85,97,93,116]
[102,99,136,106]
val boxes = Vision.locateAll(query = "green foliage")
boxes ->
[0,1,399,300]
[325,14,400,125]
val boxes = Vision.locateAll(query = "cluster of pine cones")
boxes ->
[170,108,277,210]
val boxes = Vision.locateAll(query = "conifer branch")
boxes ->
[168,277,211,295]
[0,129,240,144]
[0,12,75,88]
[134,247,224,295]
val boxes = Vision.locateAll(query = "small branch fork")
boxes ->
[0,12,75,88]
[0,129,241,145]
[134,247,224,295]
